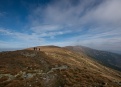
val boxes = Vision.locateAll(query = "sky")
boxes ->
[0,0,121,53]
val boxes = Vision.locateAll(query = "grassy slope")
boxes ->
[0,46,121,87]
[65,46,121,71]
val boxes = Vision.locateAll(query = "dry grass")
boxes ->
[0,46,121,87]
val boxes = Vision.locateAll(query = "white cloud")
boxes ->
[0,28,45,47]
[83,0,121,25]
[31,25,62,33]
[94,0,121,23]
[0,12,5,17]
[1,0,121,52]
[0,27,71,48]
[29,0,121,31]
[0,28,13,35]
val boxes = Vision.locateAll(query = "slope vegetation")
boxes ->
[0,46,121,87]
[65,46,121,71]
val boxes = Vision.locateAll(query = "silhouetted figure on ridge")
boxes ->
[34,47,36,50]
[39,48,40,51]
[34,47,40,51]
[34,47,38,50]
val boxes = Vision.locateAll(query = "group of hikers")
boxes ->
[33,47,40,51]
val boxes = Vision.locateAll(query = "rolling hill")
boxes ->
[0,46,121,87]
[65,46,121,72]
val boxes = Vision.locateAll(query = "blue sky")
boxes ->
[0,0,121,53]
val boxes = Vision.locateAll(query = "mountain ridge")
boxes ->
[0,46,121,87]
[65,45,121,72]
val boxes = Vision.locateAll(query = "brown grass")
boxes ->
[0,46,121,87]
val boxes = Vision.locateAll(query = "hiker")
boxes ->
[34,47,36,50]
[39,48,40,51]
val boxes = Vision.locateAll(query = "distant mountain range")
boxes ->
[108,50,121,55]
[65,46,121,72]
[0,48,22,52]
